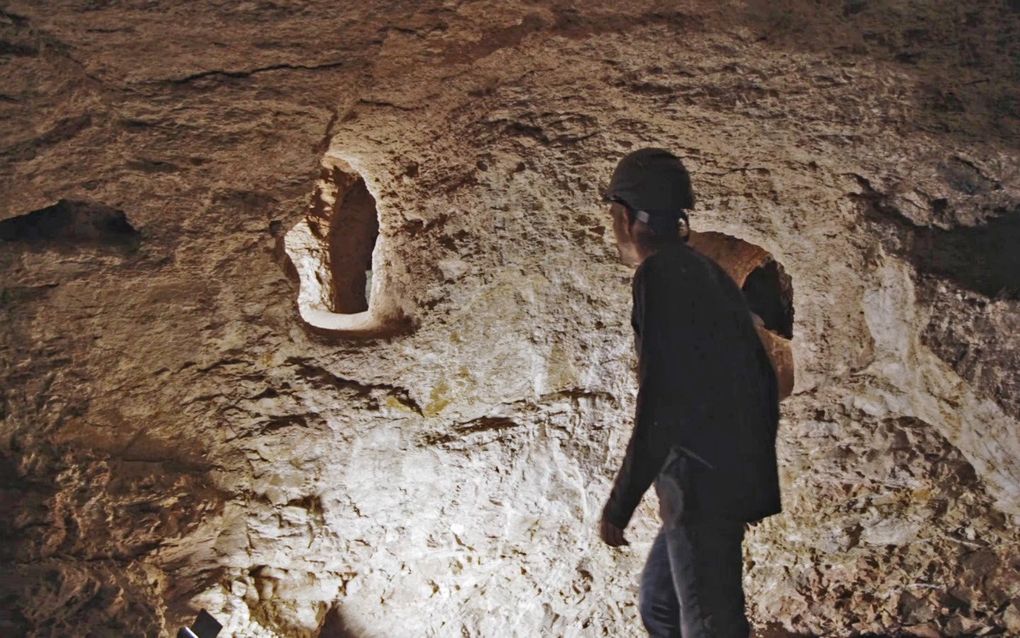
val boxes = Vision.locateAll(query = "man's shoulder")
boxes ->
[644,243,719,284]
[643,243,749,312]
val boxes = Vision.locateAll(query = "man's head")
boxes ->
[603,148,694,266]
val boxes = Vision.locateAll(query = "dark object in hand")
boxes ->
[178,610,222,638]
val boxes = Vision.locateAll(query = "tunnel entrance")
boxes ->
[283,157,388,335]
[688,230,796,398]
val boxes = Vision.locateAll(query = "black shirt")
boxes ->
[602,241,782,527]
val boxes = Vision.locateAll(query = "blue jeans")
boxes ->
[639,455,750,638]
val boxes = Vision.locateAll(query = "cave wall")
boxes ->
[1,1,1018,636]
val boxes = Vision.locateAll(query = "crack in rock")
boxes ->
[163,60,348,85]
[283,358,423,414]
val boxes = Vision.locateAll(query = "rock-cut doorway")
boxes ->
[283,156,394,335]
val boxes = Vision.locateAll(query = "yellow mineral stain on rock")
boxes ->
[385,395,418,413]
[424,379,453,417]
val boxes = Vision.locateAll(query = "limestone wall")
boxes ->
[1,1,1017,636]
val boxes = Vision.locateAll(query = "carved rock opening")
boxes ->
[283,157,392,335]
[689,230,796,398]
[742,258,795,340]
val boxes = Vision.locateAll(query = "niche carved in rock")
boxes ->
[283,156,402,336]
[689,230,796,399]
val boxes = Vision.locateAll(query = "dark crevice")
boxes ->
[284,359,422,415]
[743,259,795,338]
[355,98,421,112]
[908,212,1020,299]
[420,416,521,447]
[537,388,620,408]
[317,606,363,638]
[163,60,347,85]
[328,178,378,314]
[851,174,1020,299]
[454,416,519,435]
[0,199,139,247]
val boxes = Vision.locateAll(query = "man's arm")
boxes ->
[601,259,675,531]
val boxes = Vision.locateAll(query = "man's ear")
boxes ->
[616,206,632,240]
[610,203,633,232]
[678,217,690,240]
[617,205,636,231]
[625,208,637,228]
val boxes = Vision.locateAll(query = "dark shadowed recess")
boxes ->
[328,177,378,314]
[318,606,363,638]
[853,174,1019,300]
[0,199,139,247]
[743,259,795,338]
[907,211,1020,299]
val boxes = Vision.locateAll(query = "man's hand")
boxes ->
[598,516,629,548]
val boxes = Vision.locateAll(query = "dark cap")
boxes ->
[603,148,695,220]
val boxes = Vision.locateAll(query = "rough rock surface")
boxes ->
[1,1,1018,636]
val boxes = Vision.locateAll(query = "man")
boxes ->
[597,148,782,638]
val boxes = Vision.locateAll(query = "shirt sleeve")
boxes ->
[601,259,675,529]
